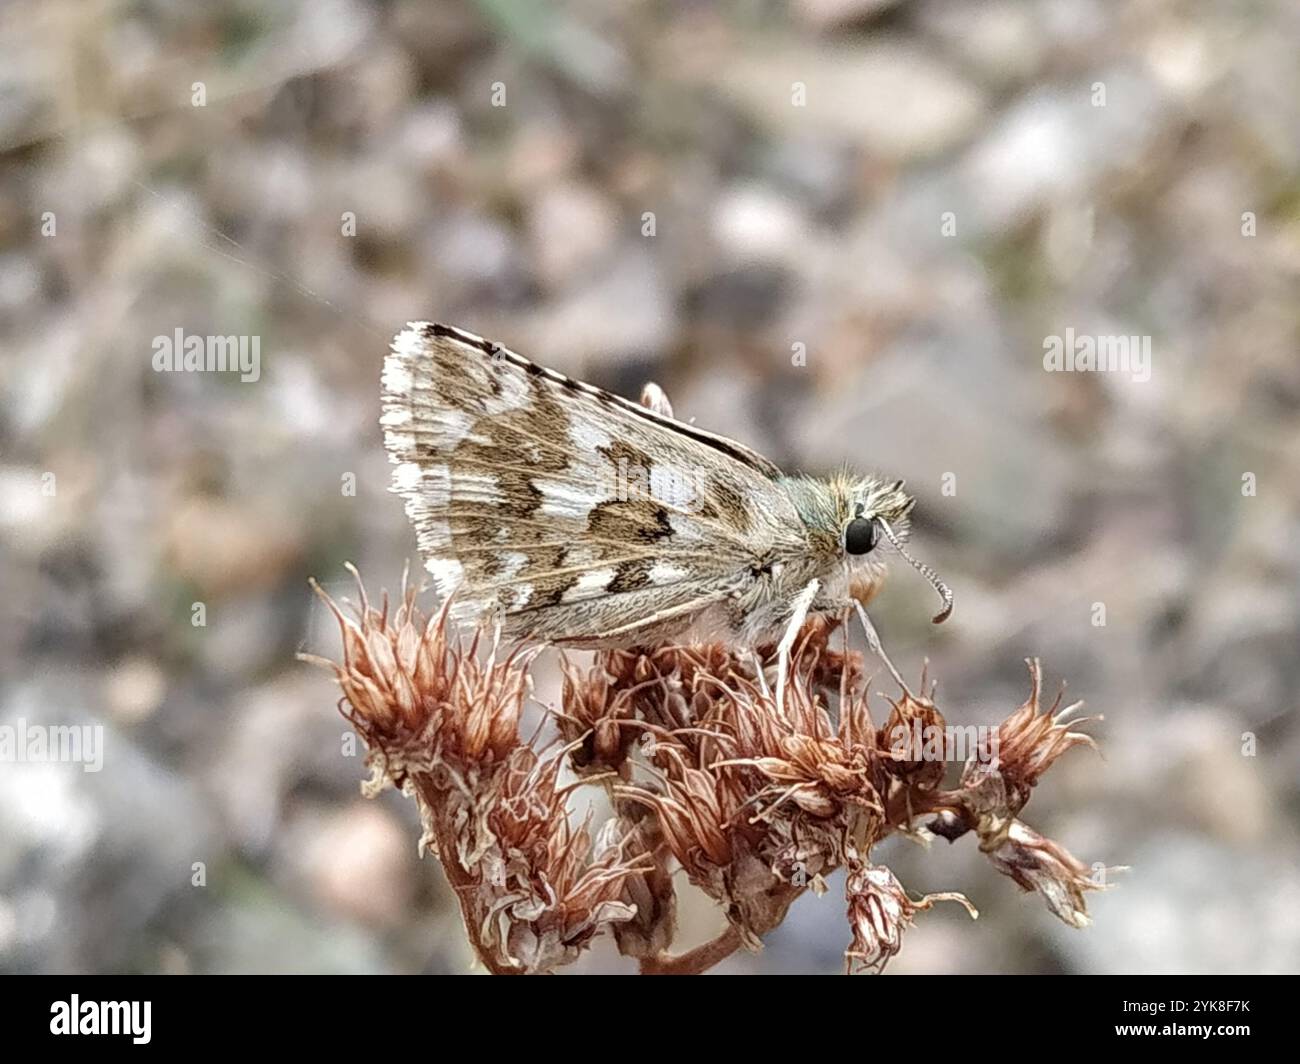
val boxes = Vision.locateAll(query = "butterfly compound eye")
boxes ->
[844,517,878,555]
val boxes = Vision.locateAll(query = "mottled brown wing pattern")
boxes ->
[381,322,806,643]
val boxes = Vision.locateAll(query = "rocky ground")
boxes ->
[1,0,1298,973]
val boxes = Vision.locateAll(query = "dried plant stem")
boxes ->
[428,812,525,976]
[411,779,524,976]
[639,926,743,975]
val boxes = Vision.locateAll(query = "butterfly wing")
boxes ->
[381,322,804,644]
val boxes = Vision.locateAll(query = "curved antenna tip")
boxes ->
[877,518,954,625]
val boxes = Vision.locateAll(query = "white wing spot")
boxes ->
[649,561,689,584]
[563,567,616,602]
[425,557,465,595]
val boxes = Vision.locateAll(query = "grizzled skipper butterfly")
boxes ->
[381,322,951,694]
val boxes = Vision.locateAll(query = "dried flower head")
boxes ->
[959,658,1099,851]
[877,664,947,792]
[306,570,1112,974]
[600,801,677,959]
[985,820,1111,929]
[304,571,648,974]
[303,565,449,749]
[557,656,640,779]
[845,860,978,974]
[993,658,1099,791]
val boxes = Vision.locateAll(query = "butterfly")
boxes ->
[381,321,951,682]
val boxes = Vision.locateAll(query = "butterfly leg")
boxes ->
[853,600,914,699]
[775,578,820,720]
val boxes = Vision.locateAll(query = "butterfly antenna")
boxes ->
[877,519,954,624]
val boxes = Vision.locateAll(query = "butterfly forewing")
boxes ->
[381,322,803,644]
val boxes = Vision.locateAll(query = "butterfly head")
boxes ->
[839,475,952,624]
[842,477,914,557]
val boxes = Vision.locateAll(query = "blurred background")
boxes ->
[2,0,1298,975]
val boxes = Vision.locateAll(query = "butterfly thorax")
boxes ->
[712,471,914,642]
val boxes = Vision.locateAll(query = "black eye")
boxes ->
[844,517,878,555]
